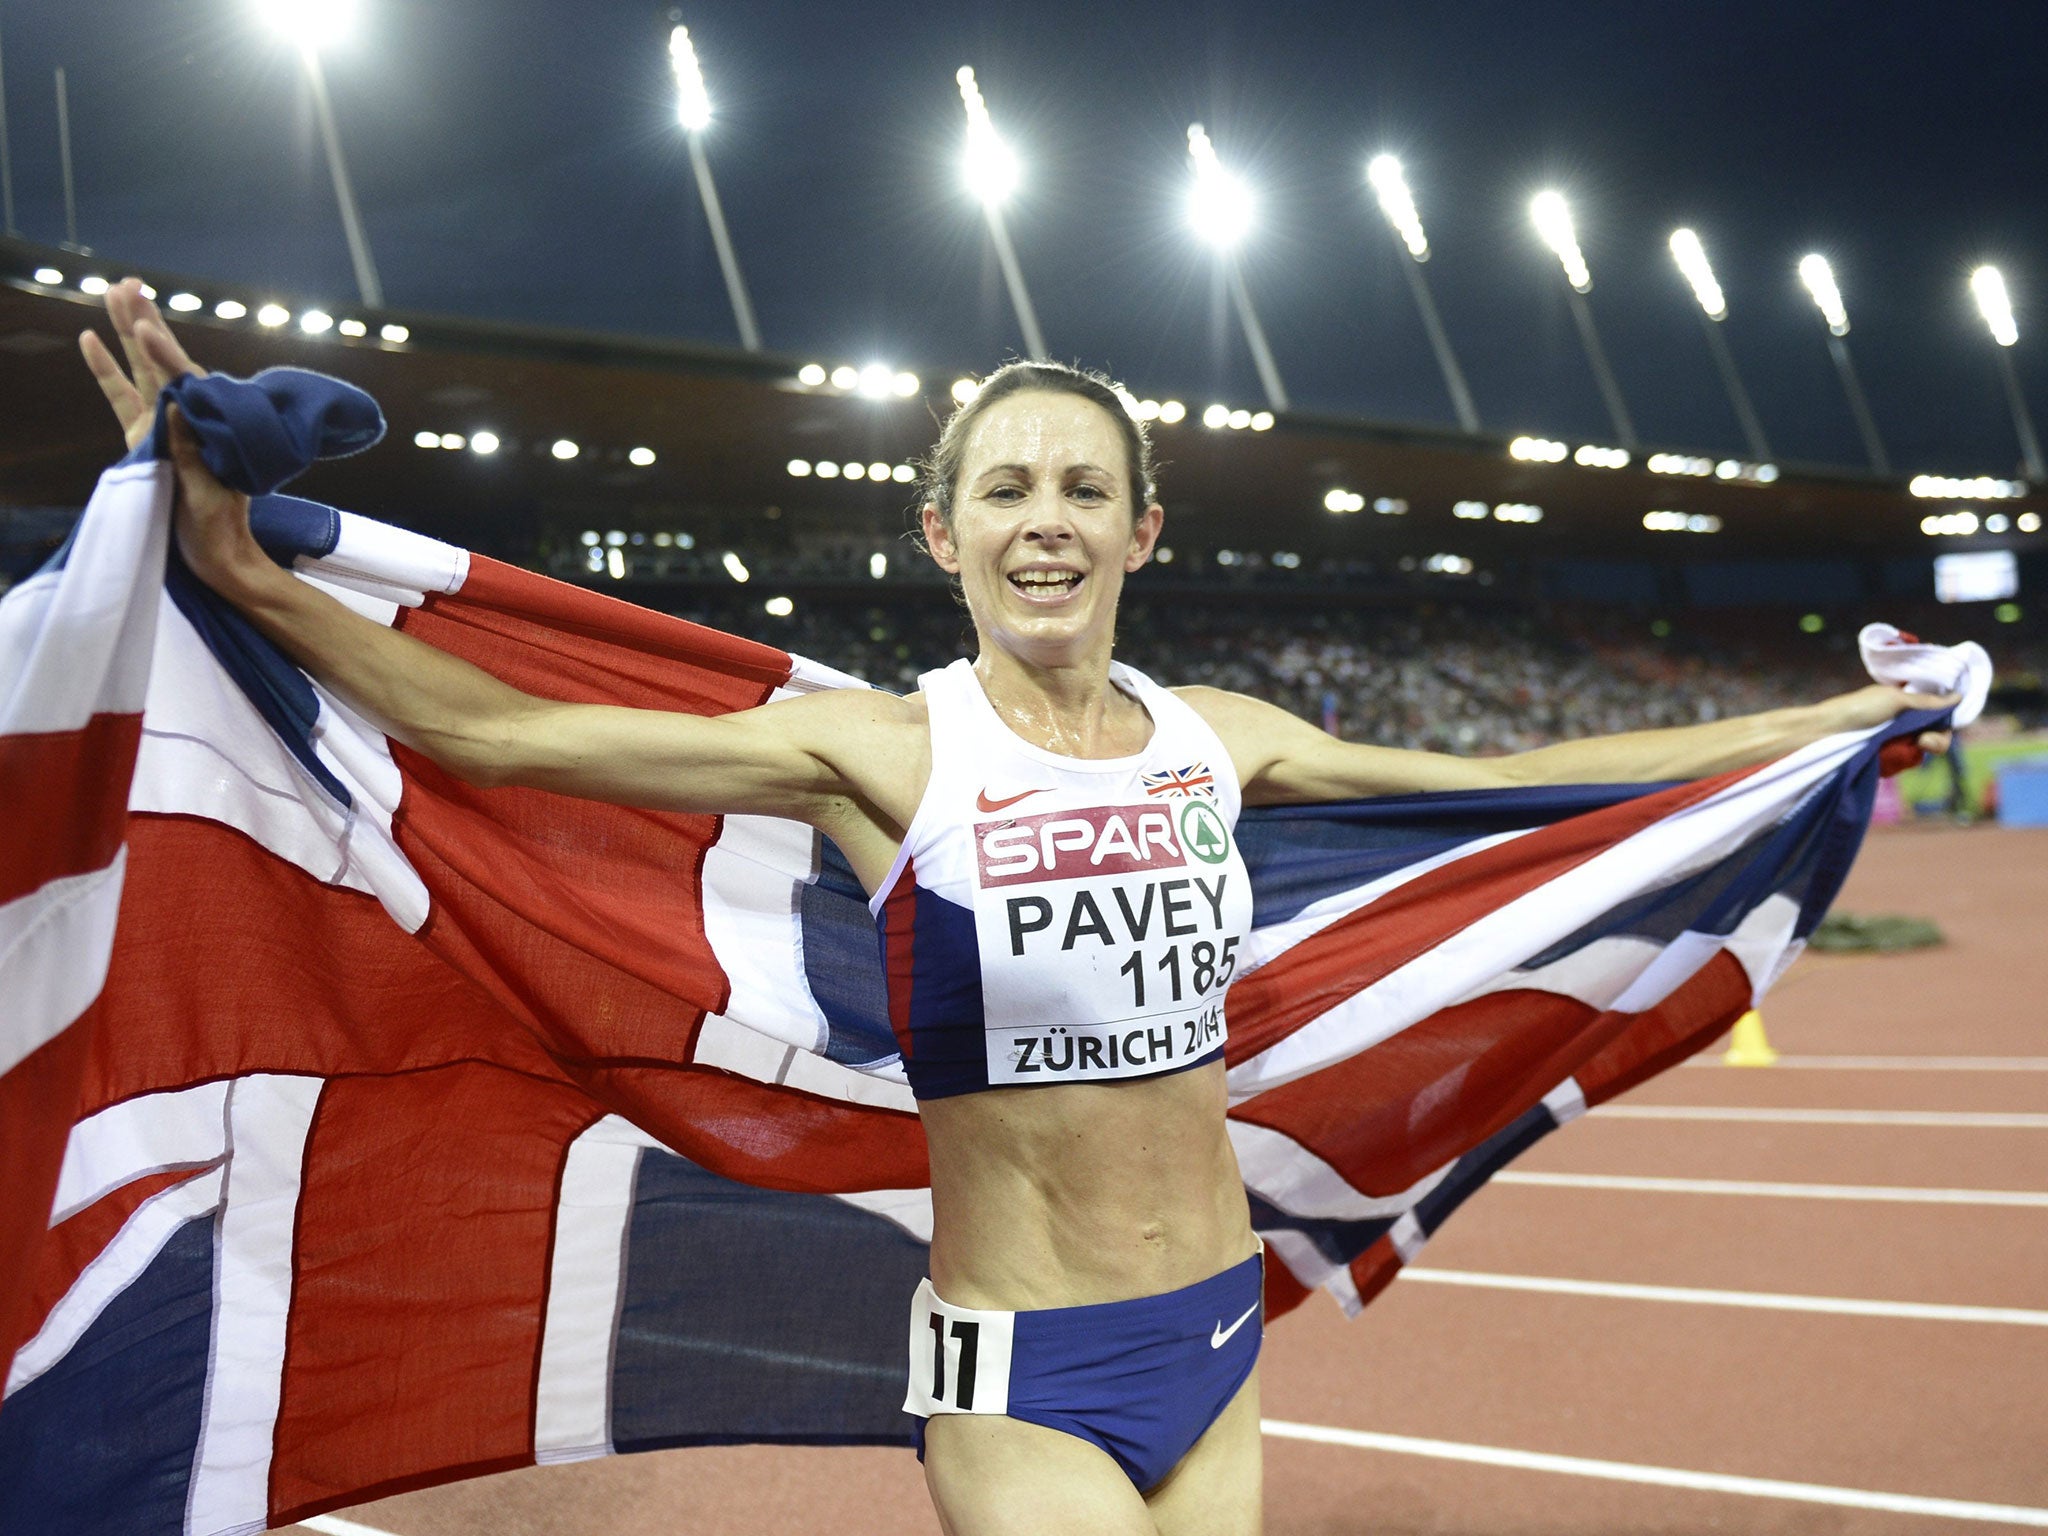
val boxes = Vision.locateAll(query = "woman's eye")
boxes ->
[1069,484,1107,501]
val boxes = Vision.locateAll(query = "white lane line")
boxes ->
[1397,1267,2048,1327]
[1493,1170,2048,1208]
[298,1517,400,1536]
[1259,1419,2048,1527]
[1593,1105,2048,1128]
[1689,1055,2048,1072]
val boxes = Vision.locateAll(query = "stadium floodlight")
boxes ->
[1528,189,1635,449]
[670,24,761,352]
[252,0,381,308]
[1970,266,2044,479]
[667,25,712,131]
[1668,228,1772,461]
[1186,124,1287,411]
[1363,154,1478,432]
[1798,254,1850,336]
[1972,265,2019,347]
[1530,191,1591,293]
[955,66,1045,361]
[1185,124,1253,249]
[1797,254,1888,474]
[1668,229,1725,320]
[1365,156,1427,260]
[956,67,1018,205]
[251,0,357,51]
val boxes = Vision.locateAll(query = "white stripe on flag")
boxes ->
[1234,828,1535,983]
[185,1075,325,1536]
[533,1118,646,1465]
[1230,1118,1452,1221]
[313,512,468,608]
[0,460,169,733]
[700,811,830,1055]
[0,848,127,1080]
[1492,1171,2048,1207]
[1232,727,1874,1095]
[5,1164,226,1397]
[50,1079,232,1225]
[131,602,431,930]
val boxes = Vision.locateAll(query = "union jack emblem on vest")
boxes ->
[1141,762,1217,798]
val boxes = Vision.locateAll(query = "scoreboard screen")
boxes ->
[1934,549,2018,603]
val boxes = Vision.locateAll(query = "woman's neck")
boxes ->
[971,636,1148,759]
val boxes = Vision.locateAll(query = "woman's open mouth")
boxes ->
[1007,569,1084,602]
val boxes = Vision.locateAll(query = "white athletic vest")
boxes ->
[870,658,1254,1099]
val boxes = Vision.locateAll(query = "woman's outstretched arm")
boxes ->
[79,281,923,830]
[1183,683,1955,806]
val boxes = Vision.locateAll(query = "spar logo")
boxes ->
[976,804,1185,887]
[1178,799,1230,865]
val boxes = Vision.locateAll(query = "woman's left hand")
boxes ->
[1828,682,1957,756]
[79,278,206,450]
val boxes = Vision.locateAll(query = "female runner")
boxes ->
[82,279,1952,1536]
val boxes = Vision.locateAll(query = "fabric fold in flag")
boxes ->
[0,368,1959,1536]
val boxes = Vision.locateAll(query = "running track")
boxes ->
[288,822,2048,1535]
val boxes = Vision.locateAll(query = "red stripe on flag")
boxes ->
[413,555,796,704]
[1225,766,1760,1064]
[0,713,142,906]
[1346,1234,1404,1314]
[0,1016,95,1377]
[1232,951,1754,1199]
[1571,949,1752,1106]
[267,1065,602,1523]
[882,856,918,1062]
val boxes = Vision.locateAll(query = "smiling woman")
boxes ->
[78,285,1957,1536]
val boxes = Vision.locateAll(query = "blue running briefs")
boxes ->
[906,1250,1263,1492]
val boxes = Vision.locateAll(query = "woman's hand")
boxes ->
[79,278,206,450]
[1824,682,1956,756]
[78,278,269,595]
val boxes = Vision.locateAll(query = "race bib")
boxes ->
[903,1279,1015,1416]
[970,801,1251,1086]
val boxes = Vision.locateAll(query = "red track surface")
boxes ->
[287,823,2048,1535]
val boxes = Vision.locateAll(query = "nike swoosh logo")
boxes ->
[976,787,1048,813]
[1210,1300,1259,1350]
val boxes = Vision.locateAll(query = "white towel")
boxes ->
[1857,623,1994,728]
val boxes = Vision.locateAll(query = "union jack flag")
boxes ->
[0,370,1951,1536]
[1141,762,1216,798]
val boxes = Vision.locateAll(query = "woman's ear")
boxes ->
[1125,503,1165,572]
[921,503,960,573]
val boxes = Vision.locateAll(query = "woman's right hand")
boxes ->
[79,278,268,595]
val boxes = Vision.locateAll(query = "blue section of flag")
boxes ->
[1236,781,1669,929]
[805,839,898,1067]
[0,1220,213,1536]
[611,1153,927,1451]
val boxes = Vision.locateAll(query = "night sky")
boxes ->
[6,1,2046,476]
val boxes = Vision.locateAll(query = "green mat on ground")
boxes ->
[1808,911,1946,952]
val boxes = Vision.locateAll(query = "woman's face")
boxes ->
[921,390,1162,668]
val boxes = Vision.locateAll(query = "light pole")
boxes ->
[1530,190,1635,450]
[1969,265,2043,481]
[1364,155,1478,432]
[955,67,1045,362]
[669,26,760,352]
[252,0,382,307]
[1187,124,1287,412]
[1798,254,1888,475]
[1668,228,1771,461]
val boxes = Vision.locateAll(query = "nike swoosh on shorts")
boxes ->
[1210,1300,1259,1349]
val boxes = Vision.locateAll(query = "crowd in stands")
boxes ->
[668,594,2045,755]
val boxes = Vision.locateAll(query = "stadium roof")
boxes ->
[4,236,2043,570]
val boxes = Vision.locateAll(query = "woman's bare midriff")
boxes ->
[918,1058,1258,1311]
